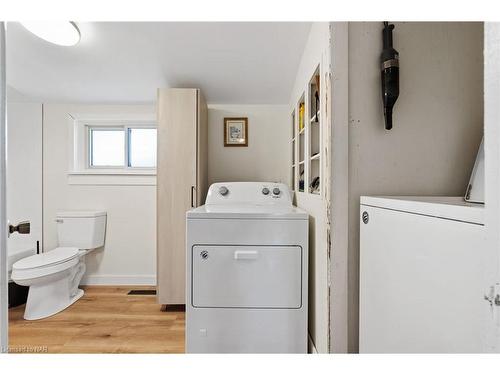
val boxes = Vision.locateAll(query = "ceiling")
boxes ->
[6,22,311,104]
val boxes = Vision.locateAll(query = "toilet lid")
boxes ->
[13,247,79,270]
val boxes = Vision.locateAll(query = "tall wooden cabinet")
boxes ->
[156,88,208,305]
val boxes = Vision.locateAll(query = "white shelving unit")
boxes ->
[308,66,321,195]
[290,64,322,196]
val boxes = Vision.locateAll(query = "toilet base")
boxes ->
[24,279,85,321]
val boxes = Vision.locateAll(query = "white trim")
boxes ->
[69,113,156,123]
[67,111,157,185]
[68,173,156,186]
[80,274,156,286]
[68,170,156,176]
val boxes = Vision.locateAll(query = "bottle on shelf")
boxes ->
[299,102,305,131]
[314,75,320,122]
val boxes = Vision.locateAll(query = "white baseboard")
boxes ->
[308,334,318,354]
[80,274,156,286]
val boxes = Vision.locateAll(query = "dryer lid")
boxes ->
[187,204,308,219]
[13,247,79,270]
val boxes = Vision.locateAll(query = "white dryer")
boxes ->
[186,182,308,353]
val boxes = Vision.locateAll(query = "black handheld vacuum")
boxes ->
[381,21,399,130]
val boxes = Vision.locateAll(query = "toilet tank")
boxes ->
[56,211,107,250]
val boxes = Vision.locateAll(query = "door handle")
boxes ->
[234,250,259,260]
[8,220,31,236]
[191,186,196,208]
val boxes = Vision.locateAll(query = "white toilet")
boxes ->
[11,210,107,320]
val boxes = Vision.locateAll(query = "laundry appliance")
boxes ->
[359,196,487,353]
[186,182,308,353]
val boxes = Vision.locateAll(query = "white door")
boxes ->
[6,103,43,258]
[0,24,42,353]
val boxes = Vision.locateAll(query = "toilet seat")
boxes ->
[12,247,80,281]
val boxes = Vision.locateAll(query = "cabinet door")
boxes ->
[359,205,488,353]
[157,88,197,304]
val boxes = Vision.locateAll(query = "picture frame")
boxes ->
[224,117,248,147]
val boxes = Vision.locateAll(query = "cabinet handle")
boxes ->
[191,186,196,208]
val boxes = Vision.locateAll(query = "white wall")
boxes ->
[289,22,331,353]
[207,104,289,185]
[43,104,157,285]
[346,22,484,352]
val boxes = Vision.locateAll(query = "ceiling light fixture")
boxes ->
[20,21,80,46]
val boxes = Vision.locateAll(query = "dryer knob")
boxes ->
[272,187,281,196]
[219,186,229,196]
[262,187,270,195]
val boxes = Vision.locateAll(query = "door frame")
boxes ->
[484,22,500,352]
[0,21,8,352]
[328,21,349,354]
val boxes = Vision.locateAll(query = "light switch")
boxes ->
[199,328,207,337]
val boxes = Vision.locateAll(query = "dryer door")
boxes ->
[191,245,302,309]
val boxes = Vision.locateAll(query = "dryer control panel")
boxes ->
[205,182,292,206]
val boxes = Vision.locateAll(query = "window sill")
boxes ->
[69,170,156,176]
[68,170,156,186]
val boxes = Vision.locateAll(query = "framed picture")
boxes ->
[224,117,248,147]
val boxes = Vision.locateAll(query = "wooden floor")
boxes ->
[8,286,185,353]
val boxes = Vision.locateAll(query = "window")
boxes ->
[89,128,125,167]
[87,125,157,169]
[128,128,157,168]
[68,114,157,186]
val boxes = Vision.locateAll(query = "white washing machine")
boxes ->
[186,182,308,353]
[359,196,487,353]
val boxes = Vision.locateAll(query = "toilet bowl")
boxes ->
[12,247,84,320]
[11,210,106,320]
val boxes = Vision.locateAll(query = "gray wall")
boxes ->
[347,22,484,352]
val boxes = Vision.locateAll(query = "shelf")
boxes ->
[311,153,321,161]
